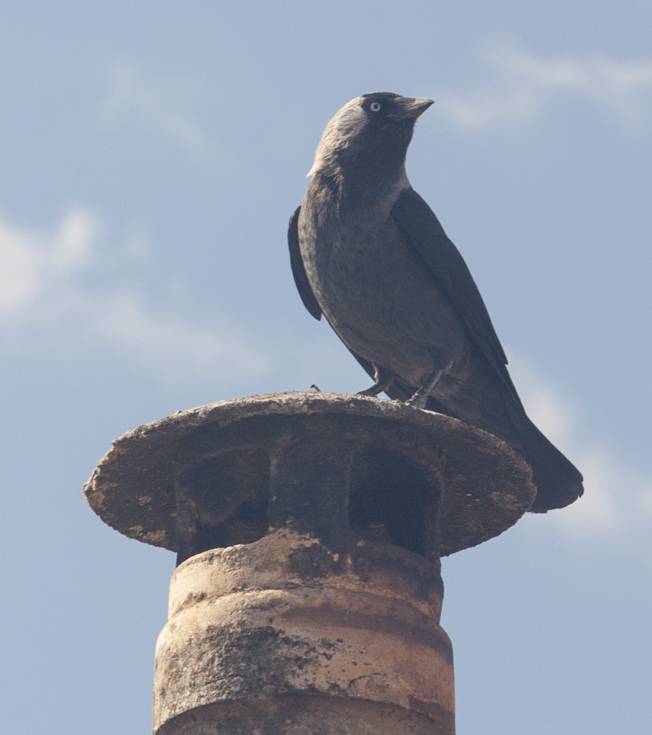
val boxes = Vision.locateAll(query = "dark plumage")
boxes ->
[289,92,583,512]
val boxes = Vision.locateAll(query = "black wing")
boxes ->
[391,187,520,404]
[288,206,400,391]
[392,188,584,511]
[288,206,322,321]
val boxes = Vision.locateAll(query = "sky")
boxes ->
[1,2,650,733]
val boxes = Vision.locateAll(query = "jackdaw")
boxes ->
[288,92,583,512]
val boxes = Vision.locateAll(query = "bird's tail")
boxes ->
[380,367,583,513]
[503,398,584,512]
[416,384,584,513]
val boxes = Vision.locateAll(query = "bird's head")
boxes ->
[308,92,433,179]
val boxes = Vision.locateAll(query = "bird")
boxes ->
[288,92,583,512]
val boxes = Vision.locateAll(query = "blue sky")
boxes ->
[1,3,650,733]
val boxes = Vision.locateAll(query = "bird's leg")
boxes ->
[358,366,394,397]
[406,361,454,409]
[309,384,322,392]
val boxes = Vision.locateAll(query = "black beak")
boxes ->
[400,97,434,119]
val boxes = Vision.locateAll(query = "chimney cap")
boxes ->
[83,391,535,555]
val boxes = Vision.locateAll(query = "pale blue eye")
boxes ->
[370,101,382,112]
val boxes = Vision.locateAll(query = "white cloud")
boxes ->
[510,355,652,545]
[0,219,40,311]
[92,291,265,385]
[0,209,264,385]
[0,209,98,312]
[100,60,219,163]
[438,40,652,130]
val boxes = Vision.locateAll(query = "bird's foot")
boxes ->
[406,361,454,409]
[358,366,394,398]
[405,389,430,409]
[309,384,321,392]
[358,377,394,397]
[358,384,384,397]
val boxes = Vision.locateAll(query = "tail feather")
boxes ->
[505,401,584,512]
[416,384,584,513]
[353,353,583,513]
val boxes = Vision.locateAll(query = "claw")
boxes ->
[358,382,389,397]
[357,366,394,397]
[406,361,454,409]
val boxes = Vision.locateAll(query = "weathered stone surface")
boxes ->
[83,391,535,556]
[154,529,453,735]
[157,697,443,735]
